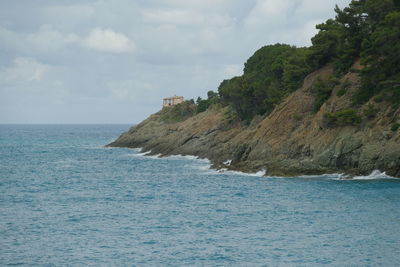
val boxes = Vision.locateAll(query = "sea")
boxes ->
[1,124,400,266]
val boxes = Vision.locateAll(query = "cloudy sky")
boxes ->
[0,0,351,124]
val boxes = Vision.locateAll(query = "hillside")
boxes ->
[108,0,400,177]
[108,62,400,177]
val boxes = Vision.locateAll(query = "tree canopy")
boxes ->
[218,44,311,122]
[207,0,400,121]
[309,0,400,106]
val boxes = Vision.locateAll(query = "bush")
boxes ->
[373,91,386,103]
[363,104,378,119]
[293,114,303,121]
[195,90,220,114]
[391,123,400,132]
[324,109,361,127]
[336,88,347,97]
[160,101,196,123]
[336,79,351,97]
[196,99,210,113]
[312,76,338,112]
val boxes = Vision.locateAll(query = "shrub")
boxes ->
[363,104,378,119]
[373,91,386,103]
[195,90,220,114]
[312,76,338,112]
[160,101,196,123]
[324,109,361,127]
[336,79,351,97]
[391,123,400,132]
[293,114,303,121]
[336,88,347,97]
[196,99,210,113]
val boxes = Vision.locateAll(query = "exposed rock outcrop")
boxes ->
[108,65,400,177]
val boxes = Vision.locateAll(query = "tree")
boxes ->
[219,44,312,121]
[308,19,342,69]
[217,0,400,121]
[355,10,400,105]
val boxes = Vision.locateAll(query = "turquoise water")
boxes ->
[1,125,400,266]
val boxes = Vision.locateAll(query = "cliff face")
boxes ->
[108,65,400,177]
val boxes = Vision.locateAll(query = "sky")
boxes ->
[0,0,351,124]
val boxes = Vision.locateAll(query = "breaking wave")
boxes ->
[126,149,398,180]
[341,170,397,180]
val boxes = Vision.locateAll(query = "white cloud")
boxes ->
[142,8,232,27]
[0,0,353,123]
[1,25,134,54]
[45,4,95,19]
[0,57,48,83]
[244,0,295,27]
[83,27,135,53]
[143,9,202,25]
[26,25,79,51]
[0,27,19,48]
[295,19,323,46]
[107,79,156,101]
[0,25,79,55]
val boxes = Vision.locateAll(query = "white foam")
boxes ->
[165,154,197,160]
[265,171,398,180]
[262,173,344,179]
[167,154,204,160]
[201,167,266,177]
[164,154,210,163]
[299,173,343,179]
[146,153,162,159]
[121,148,399,180]
[223,159,232,165]
[349,170,396,180]
[125,151,162,159]
[125,150,151,157]
[140,150,152,156]
[252,169,267,176]
[125,150,212,164]
[125,152,146,157]
[124,148,152,157]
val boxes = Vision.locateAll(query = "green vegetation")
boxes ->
[196,91,219,114]
[355,6,400,105]
[293,114,303,121]
[373,88,400,110]
[218,44,311,122]
[195,0,400,122]
[323,109,362,127]
[336,79,351,97]
[306,0,400,105]
[311,76,339,112]
[160,101,196,123]
[363,104,378,119]
[391,122,400,132]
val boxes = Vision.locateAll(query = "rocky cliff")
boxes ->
[108,64,400,177]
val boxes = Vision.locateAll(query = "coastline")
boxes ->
[107,64,400,178]
[119,147,398,180]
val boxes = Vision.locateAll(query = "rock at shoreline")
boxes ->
[108,65,400,178]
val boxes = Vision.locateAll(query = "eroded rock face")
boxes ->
[108,65,400,177]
